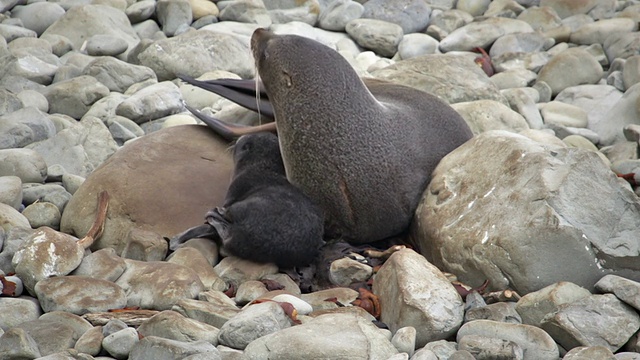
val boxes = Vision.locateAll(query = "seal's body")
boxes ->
[249,29,473,243]
[170,132,324,268]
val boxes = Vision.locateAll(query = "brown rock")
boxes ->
[60,125,234,255]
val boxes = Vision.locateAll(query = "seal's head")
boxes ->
[250,28,368,111]
[233,132,284,174]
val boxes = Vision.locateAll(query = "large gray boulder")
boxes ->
[60,125,234,255]
[412,130,640,294]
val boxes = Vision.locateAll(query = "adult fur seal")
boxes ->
[170,132,324,268]
[184,29,473,244]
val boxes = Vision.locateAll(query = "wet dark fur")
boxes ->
[170,132,324,268]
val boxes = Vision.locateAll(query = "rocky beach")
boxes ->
[2,0,640,359]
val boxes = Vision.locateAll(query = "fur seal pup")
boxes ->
[170,132,324,268]
[185,29,473,244]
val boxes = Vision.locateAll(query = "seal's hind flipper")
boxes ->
[169,224,218,250]
[177,75,274,118]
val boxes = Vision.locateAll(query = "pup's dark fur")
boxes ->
[170,132,324,268]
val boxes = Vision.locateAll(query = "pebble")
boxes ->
[345,18,404,57]
[1,1,640,359]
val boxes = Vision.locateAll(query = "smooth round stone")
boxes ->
[189,0,219,19]
[156,0,193,36]
[562,135,598,152]
[516,6,562,31]
[0,176,22,210]
[10,3,66,36]
[489,32,553,58]
[456,0,490,16]
[102,327,140,359]
[270,294,313,315]
[0,149,47,183]
[0,202,30,233]
[125,0,156,23]
[537,47,603,96]
[398,33,438,59]
[490,69,537,90]
[318,0,364,32]
[346,18,403,58]
[0,24,37,43]
[570,18,638,46]
[22,202,61,229]
[17,90,48,113]
[540,0,605,19]
[439,17,533,52]
[85,34,129,56]
[362,0,431,34]
[540,101,589,128]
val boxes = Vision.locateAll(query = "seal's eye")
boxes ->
[283,72,292,87]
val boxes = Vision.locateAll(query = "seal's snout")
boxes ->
[251,28,273,55]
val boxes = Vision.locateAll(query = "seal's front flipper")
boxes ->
[184,105,277,141]
[169,224,217,250]
[206,207,232,243]
[177,75,274,118]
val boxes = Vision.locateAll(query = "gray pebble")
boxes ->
[166,246,224,291]
[0,176,22,210]
[41,75,110,119]
[17,89,49,113]
[0,327,41,359]
[35,275,127,314]
[74,326,104,356]
[362,0,431,34]
[0,148,48,183]
[458,334,524,360]
[318,0,364,32]
[397,33,438,60]
[103,319,129,336]
[126,0,157,24]
[71,248,127,282]
[102,327,139,359]
[541,294,640,353]
[129,336,220,360]
[563,345,616,360]
[156,0,193,36]
[0,106,56,149]
[329,256,373,286]
[121,228,168,261]
[11,3,66,36]
[346,18,403,57]
[85,34,129,56]
[22,183,72,213]
[391,326,416,357]
[137,310,219,344]
[173,297,240,329]
[22,201,61,229]
[0,296,42,331]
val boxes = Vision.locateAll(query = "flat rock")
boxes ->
[217,301,291,350]
[371,54,506,105]
[129,336,220,360]
[345,18,403,58]
[457,320,558,360]
[172,298,240,329]
[243,313,398,359]
[60,125,233,255]
[41,4,140,60]
[0,106,56,149]
[537,47,603,96]
[137,29,254,81]
[439,17,533,52]
[412,131,640,294]
[35,275,127,314]
[12,227,84,296]
[516,282,591,327]
[71,247,127,281]
[137,310,219,345]
[40,75,110,119]
[115,81,183,124]
[0,297,42,331]
[451,100,529,135]
[26,116,118,178]
[541,294,640,352]
[595,275,640,311]
[361,0,430,34]
[115,259,204,310]
[373,249,464,347]
[83,56,157,93]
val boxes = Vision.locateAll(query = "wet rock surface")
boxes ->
[2,0,640,359]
